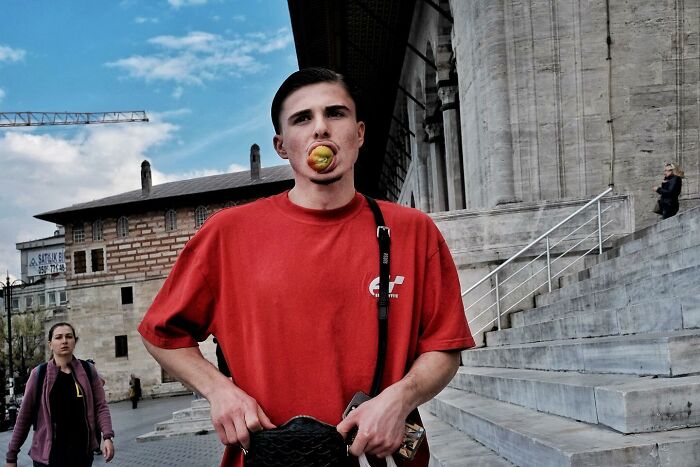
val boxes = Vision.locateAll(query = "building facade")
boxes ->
[35,150,294,400]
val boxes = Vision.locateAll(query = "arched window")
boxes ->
[194,206,208,228]
[165,209,177,231]
[73,223,85,243]
[92,219,104,241]
[117,216,129,238]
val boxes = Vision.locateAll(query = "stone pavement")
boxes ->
[0,395,225,467]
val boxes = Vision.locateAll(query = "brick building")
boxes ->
[35,148,293,400]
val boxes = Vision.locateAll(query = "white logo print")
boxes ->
[368,275,405,298]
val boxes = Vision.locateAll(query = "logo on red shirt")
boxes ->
[368,275,405,298]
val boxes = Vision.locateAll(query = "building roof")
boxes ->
[288,0,416,198]
[35,164,294,225]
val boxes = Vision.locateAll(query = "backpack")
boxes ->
[31,359,94,430]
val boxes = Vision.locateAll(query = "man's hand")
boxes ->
[209,383,276,449]
[102,438,115,462]
[336,386,407,458]
[6,462,17,467]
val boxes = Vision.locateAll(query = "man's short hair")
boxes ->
[271,67,360,134]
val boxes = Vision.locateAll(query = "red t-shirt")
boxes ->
[138,192,475,466]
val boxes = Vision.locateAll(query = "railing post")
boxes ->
[494,272,501,330]
[597,199,603,255]
[546,236,552,292]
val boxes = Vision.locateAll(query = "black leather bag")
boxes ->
[245,416,350,467]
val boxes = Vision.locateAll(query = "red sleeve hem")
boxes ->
[137,322,199,349]
[417,336,476,354]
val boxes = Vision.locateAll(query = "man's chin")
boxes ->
[310,174,343,185]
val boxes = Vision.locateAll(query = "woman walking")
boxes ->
[5,323,115,467]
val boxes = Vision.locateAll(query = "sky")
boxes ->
[0,0,299,278]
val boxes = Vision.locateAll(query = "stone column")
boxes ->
[416,152,431,213]
[424,121,448,212]
[438,84,466,210]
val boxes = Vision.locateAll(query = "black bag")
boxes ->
[653,199,662,214]
[244,196,391,467]
[244,416,350,467]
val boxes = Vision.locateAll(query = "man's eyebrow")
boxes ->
[326,104,351,113]
[287,109,311,122]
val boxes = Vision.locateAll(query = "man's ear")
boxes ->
[273,134,288,159]
[357,121,366,148]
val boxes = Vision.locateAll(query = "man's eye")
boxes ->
[293,115,310,124]
[328,110,344,118]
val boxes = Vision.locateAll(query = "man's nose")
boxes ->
[313,116,330,138]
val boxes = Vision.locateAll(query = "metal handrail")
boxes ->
[462,187,614,335]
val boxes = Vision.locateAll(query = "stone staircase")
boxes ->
[421,206,700,466]
[137,397,214,442]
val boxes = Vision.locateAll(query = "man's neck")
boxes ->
[288,178,356,210]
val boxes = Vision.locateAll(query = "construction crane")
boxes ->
[0,111,148,127]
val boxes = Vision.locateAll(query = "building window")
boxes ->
[39,293,46,307]
[11,297,19,311]
[92,219,104,241]
[74,251,87,274]
[73,223,85,243]
[117,216,129,238]
[25,296,34,310]
[115,335,128,358]
[121,286,133,305]
[194,206,208,228]
[91,249,105,272]
[165,209,177,232]
[48,292,57,307]
[59,291,67,304]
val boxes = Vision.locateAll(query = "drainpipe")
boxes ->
[606,0,616,189]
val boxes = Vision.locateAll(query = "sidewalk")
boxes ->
[0,395,225,467]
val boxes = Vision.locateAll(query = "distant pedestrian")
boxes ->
[129,375,139,410]
[653,162,684,219]
[5,322,115,467]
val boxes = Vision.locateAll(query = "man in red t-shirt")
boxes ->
[139,67,474,466]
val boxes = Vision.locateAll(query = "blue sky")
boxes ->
[0,0,298,277]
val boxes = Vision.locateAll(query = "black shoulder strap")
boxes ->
[363,195,390,397]
[32,363,48,430]
[79,359,95,385]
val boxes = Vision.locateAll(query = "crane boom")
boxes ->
[0,111,149,127]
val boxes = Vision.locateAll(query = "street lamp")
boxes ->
[1,272,26,424]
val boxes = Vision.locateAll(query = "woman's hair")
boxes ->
[665,163,685,178]
[48,322,78,341]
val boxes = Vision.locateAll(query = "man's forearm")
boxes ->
[141,337,232,399]
[388,350,460,417]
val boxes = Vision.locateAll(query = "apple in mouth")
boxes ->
[307,145,334,172]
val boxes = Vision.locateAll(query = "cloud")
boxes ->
[172,86,184,99]
[168,0,208,8]
[0,44,26,63]
[232,15,246,22]
[134,16,159,24]
[0,117,175,275]
[0,88,5,104]
[106,29,293,87]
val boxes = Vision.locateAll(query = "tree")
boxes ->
[0,309,47,395]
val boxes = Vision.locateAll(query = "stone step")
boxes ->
[555,234,700,288]
[489,295,700,346]
[191,397,211,409]
[155,416,213,433]
[461,329,700,376]
[512,264,700,328]
[172,405,212,421]
[419,409,514,466]
[426,387,700,467]
[537,242,700,308]
[450,366,700,434]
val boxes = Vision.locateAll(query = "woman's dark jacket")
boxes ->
[656,175,682,210]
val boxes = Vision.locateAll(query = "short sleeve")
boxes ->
[416,236,475,354]
[138,233,217,349]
